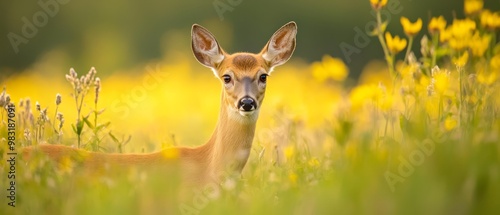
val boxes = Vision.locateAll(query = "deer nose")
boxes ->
[238,97,256,111]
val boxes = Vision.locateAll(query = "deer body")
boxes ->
[22,22,297,186]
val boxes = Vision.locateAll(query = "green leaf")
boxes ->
[76,120,85,135]
[368,21,388,37]
[379,21,388,33]
[83,116,94,129]
[435,47,450,59]
[333,119,353,147]
[385,55,394,66]
[109,132,119,143]
[494,43,500,55]
[96,121,111,131]
[368,28,379,37]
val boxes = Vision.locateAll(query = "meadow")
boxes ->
[1,0,500,214]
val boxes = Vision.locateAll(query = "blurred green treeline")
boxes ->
[1,0,499,77]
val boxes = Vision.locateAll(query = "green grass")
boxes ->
[2,1,500,214]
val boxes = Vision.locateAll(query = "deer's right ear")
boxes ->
[191,24,225,70]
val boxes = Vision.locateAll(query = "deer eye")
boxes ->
[259,74,268,83]
[222,75,231,84]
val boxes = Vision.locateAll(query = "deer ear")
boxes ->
[192,24,225,69]
[261,22,297,70]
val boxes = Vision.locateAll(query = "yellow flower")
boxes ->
[439,27,452,43]
[370,0,388,10]
[399,64,413,78]
[284,145,295,161]
[351,81,392,112]
[425,98,440,118]
[450,19,476,38]
[416,75,431,95]
[444,116,458,131]
[431,68,450,95]
[385,32,407,54]
[311,55,349,82]
[480,10,500,30]
[349,85,375,109]
[400,17,422,37]
[428,16,447,35]
[308,157,320,168]
[490,54,500,70]
[379,93,394,111]
[161,147,179,160]
[449,38,469,50]
[478,71,497,85]
[469,32,491,57]
[452,51,469,68]
[464,0,483,16]
[447,19,476,50]
[59,156,74,174]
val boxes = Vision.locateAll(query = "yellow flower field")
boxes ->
[1,0,500,214]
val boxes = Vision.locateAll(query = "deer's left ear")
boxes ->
[261,21,297,70]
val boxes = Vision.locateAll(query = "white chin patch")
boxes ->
[239,111,255,117]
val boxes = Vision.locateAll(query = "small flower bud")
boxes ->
[25,98,31,112]
[88,67,97,80]
[42,107,48,118]
[0,89,5,107]
[70,68,77,78]
[65,74,74,83]
[94,77,101,104]
[56,93,62,105]
[57,112,63,120]
[5,94,10,105]
[24,129,31,141]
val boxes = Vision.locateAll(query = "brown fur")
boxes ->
[232,54,258,71]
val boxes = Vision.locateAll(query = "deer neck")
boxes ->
[206,97,259,178]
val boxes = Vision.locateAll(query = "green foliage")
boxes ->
[1,1,500,214]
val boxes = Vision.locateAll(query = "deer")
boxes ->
[22,21,297,186]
